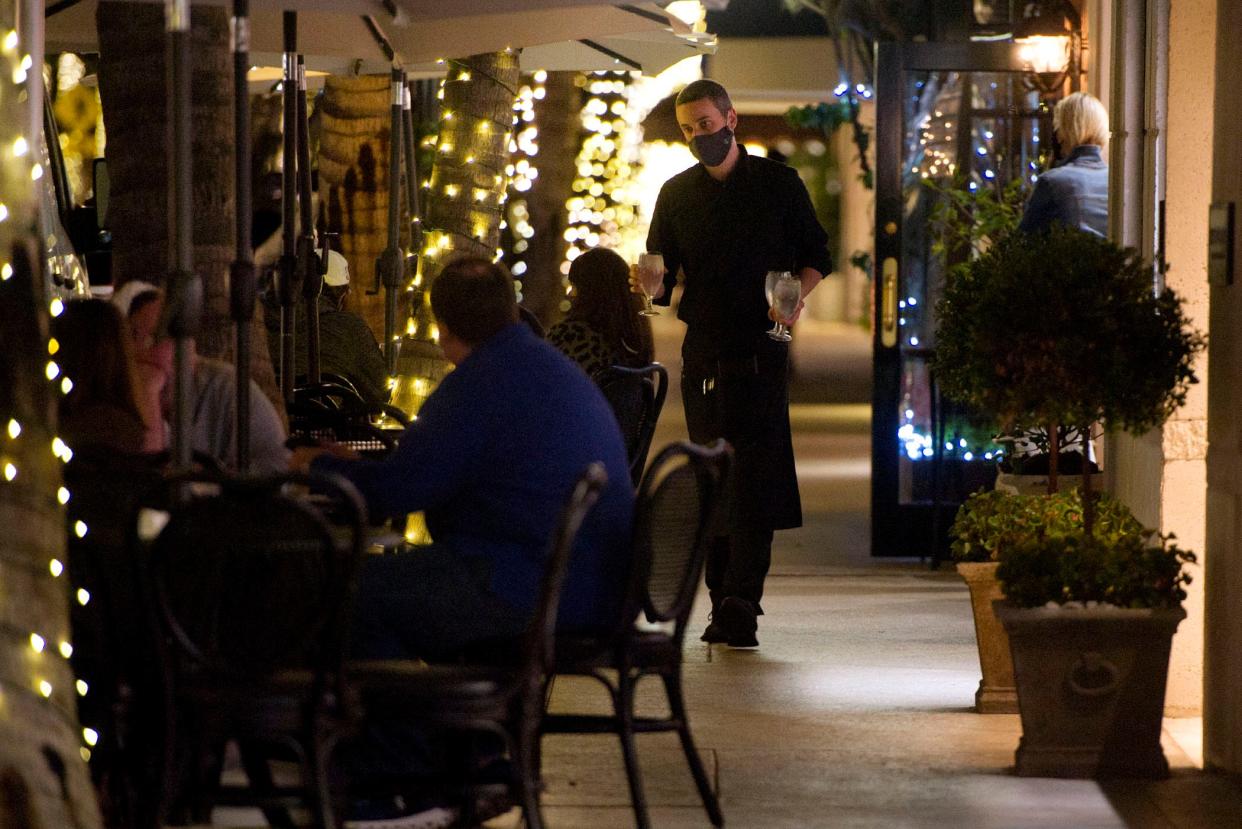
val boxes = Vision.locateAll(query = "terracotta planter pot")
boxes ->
[956,562,1017,714]
[995,602,1186,778]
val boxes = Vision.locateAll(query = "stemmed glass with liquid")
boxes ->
[765,270,801,342]
[636,253,664,317]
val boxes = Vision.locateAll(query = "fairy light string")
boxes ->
[0,21,97,770]
[391,50,521,419]
[500,70,545,301]
[559,71,637,311]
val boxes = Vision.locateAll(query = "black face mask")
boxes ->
[689,125,734,167]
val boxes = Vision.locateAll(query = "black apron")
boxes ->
[681,336,801,532]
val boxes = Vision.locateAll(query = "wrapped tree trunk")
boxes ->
[0,6,100,822]
[317,74,397,336]
[516,70,579,326]
[391,51,520,416]
[96,2,282,417]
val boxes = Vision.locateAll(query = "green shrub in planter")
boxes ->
[934,225,1204,494]
[950,488,1145,564]
[995,531,1195,778]
[997,531,1195,609]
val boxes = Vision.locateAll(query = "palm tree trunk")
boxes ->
[391,52,520,416]
[318,74,397,336]
[514,71,579,326]
[0,40,100,821]
[96,2,282,418]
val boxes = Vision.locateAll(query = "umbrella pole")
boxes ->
[380,67,404,374]
[402,75,422,249]
[297,55,321,387]
[401,74,422,353]
[166,0,200,472]
[230,0,254,472]
[278,11,299,405]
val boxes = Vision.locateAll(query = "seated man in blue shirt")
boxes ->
[292,257,633,826]
[291,256,634,662]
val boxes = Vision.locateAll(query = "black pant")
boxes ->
[705,528,774,613]
[681,340,800,614]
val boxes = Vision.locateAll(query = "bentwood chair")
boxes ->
[144,470,367,828]
[543,440,731,829]
[348,463,609,829]
[595,363,669,486]
[64,446,171,829]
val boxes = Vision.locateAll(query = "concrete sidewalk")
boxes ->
[503,315,1242,829]
[217,313,1241,828]
[508,391,1242,829]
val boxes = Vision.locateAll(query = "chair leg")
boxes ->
[616,671,651,829]
[305,736,338,829]
[188,738,225,825]
[662,671,724,827]
[513,734,545,829]
[238,742,296,828]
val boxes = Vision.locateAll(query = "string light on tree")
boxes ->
[499,73,545,300]
[560,72,637,309]
[392,51,520,419]
[0,22,101,789]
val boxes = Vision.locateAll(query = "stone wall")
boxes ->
[1161,0,1215,716]
[1204,0,1242,775]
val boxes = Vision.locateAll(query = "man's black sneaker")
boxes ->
[717,597,759,648]
[700,618,728,643]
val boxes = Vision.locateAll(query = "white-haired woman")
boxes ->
[1018,91,1110,237]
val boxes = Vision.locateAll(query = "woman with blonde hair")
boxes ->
[1018,91,1110,237]
[547,247,654,378]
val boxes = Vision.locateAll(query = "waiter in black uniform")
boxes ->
[643,79,831,648]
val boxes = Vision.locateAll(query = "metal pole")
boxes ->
[278,11,299,405]
[380,67,404,374]
[230,0,254,472]
[297,55,322,386]
[166,0,200,472]
[401,76,422,248]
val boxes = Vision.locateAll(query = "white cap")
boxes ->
[324,250,350,287]
[111,280,160,316]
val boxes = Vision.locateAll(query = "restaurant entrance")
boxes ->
[870,41,1054,558]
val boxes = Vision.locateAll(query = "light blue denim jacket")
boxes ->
[1017,145,1109,237]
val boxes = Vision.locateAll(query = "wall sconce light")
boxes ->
[1015,0,1081,99]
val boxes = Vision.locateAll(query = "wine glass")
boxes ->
[765,271,799,342]
[636,253,664,317]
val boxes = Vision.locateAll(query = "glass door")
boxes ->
[871,42,1051,558]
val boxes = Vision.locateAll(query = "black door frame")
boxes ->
[871,41,1030,558]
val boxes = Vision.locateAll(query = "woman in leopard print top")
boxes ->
[547,247,654,379]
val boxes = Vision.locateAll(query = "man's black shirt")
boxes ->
[646,145,832,358]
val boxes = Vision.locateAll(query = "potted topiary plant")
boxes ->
[934,225,1203,500]
[951,488,1144,714]
[933,224,1203,777]
[994,530,1195,778]
[926,177,1101,491]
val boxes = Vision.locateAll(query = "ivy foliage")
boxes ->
[997,530,1195,609]
[785,98,874,189]
[933,225,1205,436]
[950,488,1143,564]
